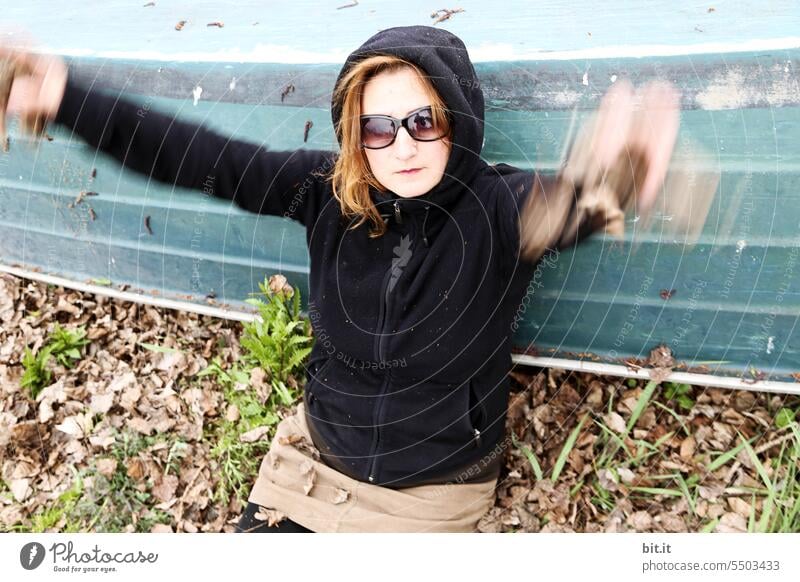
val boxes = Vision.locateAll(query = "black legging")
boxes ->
[235,502,314,533]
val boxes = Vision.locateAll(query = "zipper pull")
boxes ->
[473,428,482,447]
[393,200,404,225]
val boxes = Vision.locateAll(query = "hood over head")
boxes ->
[331,25,487,219]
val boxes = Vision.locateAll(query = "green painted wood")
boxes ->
[0,17,798,380]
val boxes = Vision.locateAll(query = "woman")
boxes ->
[1,25,678,532]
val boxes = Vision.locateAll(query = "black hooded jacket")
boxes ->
[54,26,551,487]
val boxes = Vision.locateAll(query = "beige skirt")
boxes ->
[247,402,498,533]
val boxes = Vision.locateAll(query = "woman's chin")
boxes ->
[387,181,436,199]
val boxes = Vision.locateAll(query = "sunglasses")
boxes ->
[360,106,448,150]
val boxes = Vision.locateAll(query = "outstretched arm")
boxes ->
[507,81,680,263]
[1,46,334,227]
[54,76,334,225]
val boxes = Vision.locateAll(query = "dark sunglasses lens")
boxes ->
[408,108,440,140]
[361,117,396,148]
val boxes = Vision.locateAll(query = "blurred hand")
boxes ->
[519,80,681,260]
[0,40,68,143]
[564,79,681,223]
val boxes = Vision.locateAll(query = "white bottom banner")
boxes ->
[1,533,798,581]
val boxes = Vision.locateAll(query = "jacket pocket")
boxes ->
[467,379,487,447]
[305,356,334,406]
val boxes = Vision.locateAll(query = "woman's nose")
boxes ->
[393,126,418,158]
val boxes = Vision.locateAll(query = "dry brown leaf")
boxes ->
[108,372,137,393]
[727,497,752,519]
[249,367,272,404]
[698,484,724,501]
[96,458,117,478]
[657,512,687,532]
[647,345,675,383]
[605,412,626,433]
[299,459,316,496]
[597,468,619,492]
[152,474,180,503]
[617,467,635,484]
[119,385,142,412]
[9,478,31,502]
[125,458,146,481]
[156,351,187,377]
[89,392,115,415]
[331,487,350,504]
[239,426,270,443]
[627,510,653,530]
[55,413,93,439]
[716,512,747,533]
[679,435,696,461]
[128,417,155,435]
[225,404,240,422]
[254,506,286,527]
[279,433,321,461]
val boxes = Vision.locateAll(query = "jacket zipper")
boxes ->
[469,380,486,447]
[393,199,403,225]
[367,369,392,483]
[367,202,412,483]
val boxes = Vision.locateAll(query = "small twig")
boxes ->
[430,8,464,24]
[144,215,153,236]
[67,190,98,209]
[723,430,797,487]
[280,84,295,103]
[336,0,358,8]
[207,21,224,28]
[303,120,313,143]
[86,496,110,530]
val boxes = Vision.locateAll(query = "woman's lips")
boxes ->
[397,168,422,175]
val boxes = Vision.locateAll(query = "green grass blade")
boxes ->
[512,433,543,481]
[551,414,587,482]
[630,487,683,497]
[625,381,658,435]
[739,431,773,490]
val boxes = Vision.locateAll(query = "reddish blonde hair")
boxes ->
[329,55,452,238]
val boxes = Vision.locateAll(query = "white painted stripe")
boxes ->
[0,264,255,323]
[30,36,800,64]
[512,355,800,395]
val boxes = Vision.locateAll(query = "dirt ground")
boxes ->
[1,272,798,532]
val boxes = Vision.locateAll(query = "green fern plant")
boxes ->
[240,275,313,406]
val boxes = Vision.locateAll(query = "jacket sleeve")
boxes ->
[53,75,335,227]
[495,164,622,264]
[493,165,566,262]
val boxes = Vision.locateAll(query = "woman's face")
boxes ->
[360,67,451,198]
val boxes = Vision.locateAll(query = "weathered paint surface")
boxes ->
[4,0,799,62]
[1,3,799,380]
